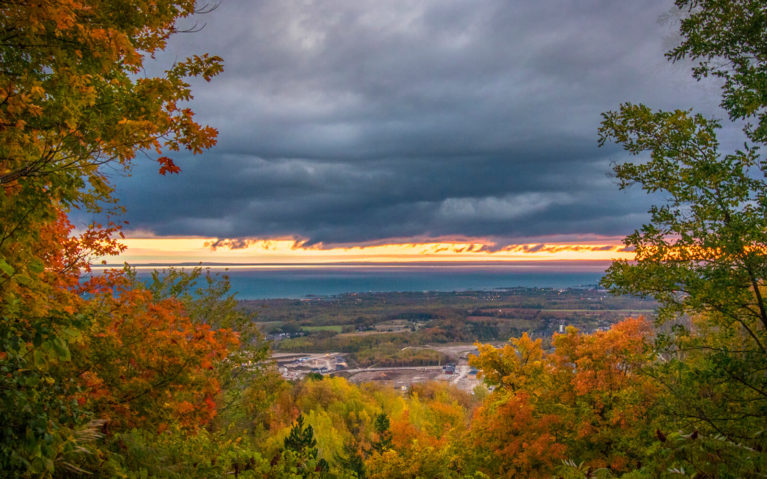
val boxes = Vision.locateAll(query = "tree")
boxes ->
[0,0,223,475]
[280,415,330,477]
[468,319,657,478]
[371,413,393,454]
[0,0,222,298]
[283,415,318,454]
[129,266,270,416]
[598,0,767,474]
[0,211,126,475]
[599,104,767,476]
[599,104,767,333]
[668,0,767,144]
[73,270,243,431]
[0,0,221,193]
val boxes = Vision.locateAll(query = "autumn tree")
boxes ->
[129,266,271,423]
[74,268,257,431]
[597,0,767,474]
[0,211,126,474]
[0,0,223,475]
[468,319,657,478]
[0,0,222,293]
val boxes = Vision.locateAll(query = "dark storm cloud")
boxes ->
[105,0,729,245]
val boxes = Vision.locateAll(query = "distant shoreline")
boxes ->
[90,259,615,271]
[99,263,609,300]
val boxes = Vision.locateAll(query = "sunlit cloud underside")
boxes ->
[99,237,634,265]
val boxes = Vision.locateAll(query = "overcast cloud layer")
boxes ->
[104,0,728,246]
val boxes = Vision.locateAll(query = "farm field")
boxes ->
[243,287,657,382]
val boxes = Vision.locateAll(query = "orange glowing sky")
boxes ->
[100,236,634,265]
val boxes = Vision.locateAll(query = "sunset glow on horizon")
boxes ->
[100,236,635,265]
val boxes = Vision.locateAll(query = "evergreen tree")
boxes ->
[283,415,329,477]
[372,413,393,454]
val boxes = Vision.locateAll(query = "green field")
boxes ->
[302,325,344,333]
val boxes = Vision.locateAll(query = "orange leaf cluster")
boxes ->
[74,279,240,430]
[469,318,658,476]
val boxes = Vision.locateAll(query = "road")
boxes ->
[342,365,443,374]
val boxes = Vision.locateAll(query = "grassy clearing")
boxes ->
[302,325,344,333]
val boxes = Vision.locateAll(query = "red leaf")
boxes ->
[157,156,181,175]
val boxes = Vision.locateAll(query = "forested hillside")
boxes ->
[1,0,766,477]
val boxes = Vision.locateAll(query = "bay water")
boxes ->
[124,261,611,299]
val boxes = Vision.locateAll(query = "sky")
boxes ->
[94,0,728,264]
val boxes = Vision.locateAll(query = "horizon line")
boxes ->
[91,259,617,269]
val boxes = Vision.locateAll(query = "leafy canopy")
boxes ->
[0,0,226,475]
[597,0,767,474]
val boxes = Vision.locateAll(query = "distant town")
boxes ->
[241,287,656,390]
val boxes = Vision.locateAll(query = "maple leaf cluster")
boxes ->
[0,0,235,475]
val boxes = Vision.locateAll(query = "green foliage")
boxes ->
[598,0,767,474]
[305,372,325,381]
[668,0,767,143]
[372,413,393,453]
[639,428,767,478]
[282,415,329,477]
[599,84,767,477]
[284,415,319,453]
[599,103,767,328]
[336,443,367,479]
[103,427,269,479]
